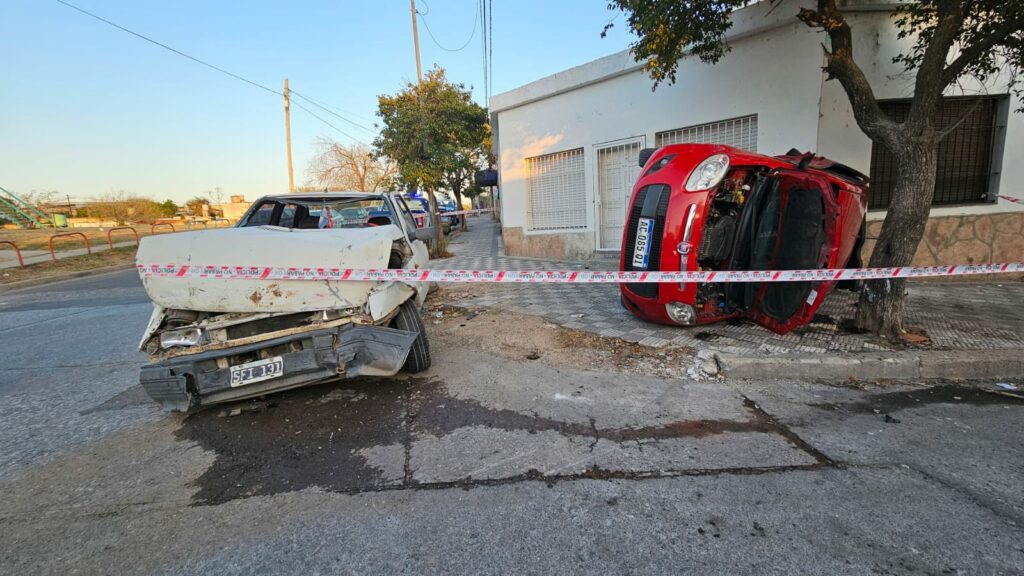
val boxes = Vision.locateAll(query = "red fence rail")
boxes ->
[107,226,140,249]
[0,240,24,268]
[49,232,91,263]
[151,223,176,234]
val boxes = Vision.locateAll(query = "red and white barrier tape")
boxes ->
[137,262,1024,283]
[443,208,495,216]
[1000,195,1022,205]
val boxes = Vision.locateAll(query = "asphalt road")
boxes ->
[1,271,1023,575]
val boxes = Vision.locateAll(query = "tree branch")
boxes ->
[798,0,898,144]
[906,0,965,133]
[942,18,1024,86]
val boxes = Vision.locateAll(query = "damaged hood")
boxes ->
[137,225,409,314]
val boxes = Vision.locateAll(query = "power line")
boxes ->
[488,0,493,103]
[54,0,368,141]
[288,91,377,124]
[418,0,479,52]
[289,100,362,142]
[479,0,488,101]
[54,0,279,96]
[288,90,376,134]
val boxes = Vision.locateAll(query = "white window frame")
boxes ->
[656,114,759,151]
[525,147,588,232]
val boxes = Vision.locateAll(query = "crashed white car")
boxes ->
[136,192,433,411]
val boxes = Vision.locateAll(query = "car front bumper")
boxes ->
[139,323,418,411]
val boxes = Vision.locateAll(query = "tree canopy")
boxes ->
[374,66,489,192]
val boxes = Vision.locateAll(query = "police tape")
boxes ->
[443,208,495,216]
[136,262,1024,283]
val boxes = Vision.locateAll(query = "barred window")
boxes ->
[656,114,758,151]
[526,148,587,231]
[869,97,1002,209]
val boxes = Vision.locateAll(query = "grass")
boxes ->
[0,246,137,285]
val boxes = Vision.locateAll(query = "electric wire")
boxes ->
[288,90,376,134]
[488,0,493,103]
[54,0,370,141]
[417,0,479,52]
[54,0,279,96]
[289,100,362,142]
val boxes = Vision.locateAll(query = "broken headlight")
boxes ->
[159,327,207,348]
[685,154,730,192]
[665,302,697,325]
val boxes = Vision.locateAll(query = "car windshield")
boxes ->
[239,196,397,229]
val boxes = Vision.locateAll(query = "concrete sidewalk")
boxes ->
[439,217,1024,379]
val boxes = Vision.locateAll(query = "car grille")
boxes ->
[623,184,671,299]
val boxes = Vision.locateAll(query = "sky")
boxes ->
[1,0,636,205]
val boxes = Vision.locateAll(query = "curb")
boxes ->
[716,349,1023,381]
[0,264,137,293]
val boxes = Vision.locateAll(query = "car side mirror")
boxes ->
[638,148,656,168]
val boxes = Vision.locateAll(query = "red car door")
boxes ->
[741,168,842,334]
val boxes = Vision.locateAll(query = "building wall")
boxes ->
[815,11,1024,220]
[494,18,828,259]
[494,4,1024,263]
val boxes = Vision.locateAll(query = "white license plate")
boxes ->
[632,217,655,268]
[230,356,284,387]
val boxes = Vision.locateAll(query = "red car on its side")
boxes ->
[619,144,870,335]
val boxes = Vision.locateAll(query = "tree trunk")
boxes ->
[425,186,446,257]
[452,184,468,231]
[855,133,939,337]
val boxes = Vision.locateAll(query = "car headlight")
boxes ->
[684,154,730,191]
[159,327,206,348]
[665,302,696,325]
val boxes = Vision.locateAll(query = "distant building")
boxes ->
[212,196,251,222]
[489,0,1023,266]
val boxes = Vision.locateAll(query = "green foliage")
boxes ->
[158,200,178,217]
[606,0,1023,98]
[604,0,746,87]
[893,0,1024,107]
[85,191,168,224]
[373,67,489,190]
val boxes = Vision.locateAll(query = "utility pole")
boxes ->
[410,0,423,83]
[409,0,444,254]
[283,78,295,193]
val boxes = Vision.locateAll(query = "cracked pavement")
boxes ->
[1,269,1023,574]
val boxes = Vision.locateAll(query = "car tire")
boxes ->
[391,300,432,373]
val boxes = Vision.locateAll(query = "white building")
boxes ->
[489,0,1024,265]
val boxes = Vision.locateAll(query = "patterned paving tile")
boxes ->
[434,218,1024,353]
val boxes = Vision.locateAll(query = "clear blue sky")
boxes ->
[1,0,635,204]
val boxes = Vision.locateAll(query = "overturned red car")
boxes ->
[619,144,869,335]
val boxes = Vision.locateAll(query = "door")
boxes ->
[739,170,841,334]
[596,140,643,250]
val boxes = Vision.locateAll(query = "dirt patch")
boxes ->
[424,287,695,379]
[0,246,137,285]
